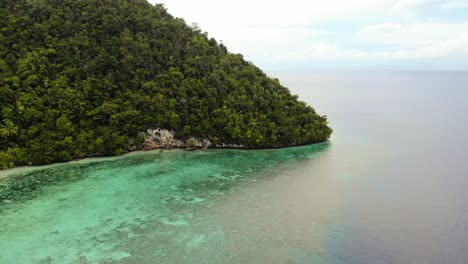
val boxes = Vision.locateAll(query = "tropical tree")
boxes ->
[0,119,18,139]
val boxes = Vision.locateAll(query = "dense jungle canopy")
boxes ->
[0,0,332,168]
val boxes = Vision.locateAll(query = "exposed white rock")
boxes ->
[143,128,179,149]
[142,128,214,150]
[185,137,212,149]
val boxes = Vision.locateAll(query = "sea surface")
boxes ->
[1,71,467,264]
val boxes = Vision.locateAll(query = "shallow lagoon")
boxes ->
[1,145,331,263]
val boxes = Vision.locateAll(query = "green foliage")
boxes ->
[0,120,18,139]
[0,148,16,169]
[185,138,197,149]
[0,0,332,168]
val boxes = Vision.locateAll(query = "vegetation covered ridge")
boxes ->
[0,0,332,169]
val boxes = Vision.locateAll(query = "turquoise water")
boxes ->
[0,145,331,263]
[2,71,468,264]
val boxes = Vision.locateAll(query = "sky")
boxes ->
[148,0,468,71]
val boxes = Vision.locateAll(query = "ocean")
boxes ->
[1,71,467,263]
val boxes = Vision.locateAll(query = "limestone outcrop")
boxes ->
[142,128,245,150]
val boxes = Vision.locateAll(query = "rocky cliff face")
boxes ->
[143,129,184,149]
[142,128,244,150]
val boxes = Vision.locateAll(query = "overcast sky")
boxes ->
[149,0,468,71]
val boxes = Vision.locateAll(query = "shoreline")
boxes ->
[0,140,329,180]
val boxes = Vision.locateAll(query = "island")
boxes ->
[0,0,332,169]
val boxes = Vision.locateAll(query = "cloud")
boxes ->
[149,0,468,70]
[151,0,392,63]
[358,22,468,46]
[393,0,468,13]
[271,22,468,68]
[156,0,391,28]
[394,0,442,11]
[441,1,468,9]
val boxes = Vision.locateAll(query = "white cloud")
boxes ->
[360,23,403,33]
[441,1,468,9]
[148,0,468,70]
[276,22,468,63]
[358,22,468,46]
[155,0,391,27]
[393,0,468,13]
[394,0,442,11]
[150,0,392,63]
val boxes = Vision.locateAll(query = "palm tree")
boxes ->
[0,119,18,139]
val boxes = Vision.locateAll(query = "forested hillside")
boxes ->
[0,0,332,168]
